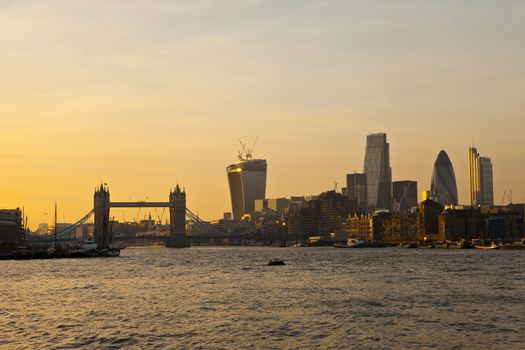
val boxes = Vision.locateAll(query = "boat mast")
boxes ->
[54,202,58,250]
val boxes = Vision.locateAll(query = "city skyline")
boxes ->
[1,1,524,227]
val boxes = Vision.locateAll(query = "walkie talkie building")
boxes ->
[227,159,267,220]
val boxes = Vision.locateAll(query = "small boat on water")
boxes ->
[334,238,368,248]
[268,259,285,266]
[475,242,500,250]
[398,242,418,249]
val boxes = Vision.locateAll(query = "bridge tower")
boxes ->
[167,185,190,248]
[94,184,110,249]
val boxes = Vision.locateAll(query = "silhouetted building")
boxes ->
[318,190,357,235]
[393,180,418,213]
[346,173,368,210]
[287,191,357,242]
[469,147,494,206]
[418,199,444,241]
[227,159,267,220]
[439,205,523,242]
[0,209,24,251]
[287,200,321,243]
[255,198,290,215]
[364,133,392,210]
[431,150,458,206]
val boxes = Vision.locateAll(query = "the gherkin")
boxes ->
[431,150,458,206]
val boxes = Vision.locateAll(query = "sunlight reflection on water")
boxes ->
[1,247,524,349]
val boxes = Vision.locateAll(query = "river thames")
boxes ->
[1,247,524,349]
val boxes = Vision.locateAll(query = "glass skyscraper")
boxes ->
[393,180,418,212]
[346,172,367,210]
[468,147,494,207]
[364,133,392,210]
[431,150,458,206]
[227,159,267,220]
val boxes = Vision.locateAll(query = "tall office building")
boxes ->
[468,147,494,207]
[346,173,367,210]
[364,133,392,210]
[393,180,418,212]
[227,158,267,220]
[431,150,458,206]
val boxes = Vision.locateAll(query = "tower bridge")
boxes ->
[94,184,190,248]
[43,184,252,248]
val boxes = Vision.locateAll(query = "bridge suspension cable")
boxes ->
[56,209,95,238]
[185,208,222,236]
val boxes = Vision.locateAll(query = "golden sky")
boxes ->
[1,1,524,228]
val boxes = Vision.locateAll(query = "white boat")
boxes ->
[334,238,367,248]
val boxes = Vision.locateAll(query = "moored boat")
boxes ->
[475,242,500,250]
[334,238,368,248]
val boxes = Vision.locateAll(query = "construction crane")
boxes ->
[238,137,259,160]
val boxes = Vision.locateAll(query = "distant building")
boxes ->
[364,133,392,210]
[431,150,458,206]
[268,198,290,214]
[287,190,357,241]
[0,209,24,250]
[439,205,523,242]
[393,180,418,213]
[37,223,48,235]
[255,198,290,215]
[227,158,267,220]
[54,223,74,239]
[287,200,321,242]
[469,147,494,206]
[417,199,443,241]
[254,199,267,212]
[422,190,433,201]
[346,172,368,210]
[317,190,357,235]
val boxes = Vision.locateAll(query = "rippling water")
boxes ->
[1,247,524,349]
